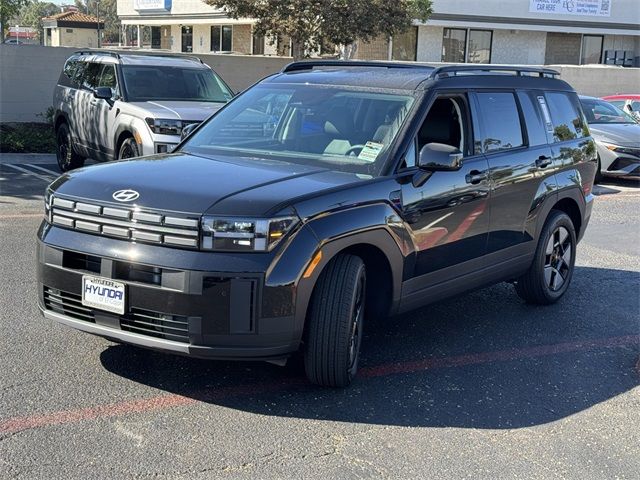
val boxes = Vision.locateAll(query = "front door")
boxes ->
[400,94,491,294]
[181,26,193,53]
[90,63,120,160]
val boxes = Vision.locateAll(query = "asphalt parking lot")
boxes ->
[1,154,638,479]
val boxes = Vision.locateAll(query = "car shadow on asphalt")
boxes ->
[100,266,639,429]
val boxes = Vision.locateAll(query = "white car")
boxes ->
[580,96,640,181]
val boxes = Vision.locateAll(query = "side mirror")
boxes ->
[181,122,199,141]
[418,143,464,171]
[93,87,114,107]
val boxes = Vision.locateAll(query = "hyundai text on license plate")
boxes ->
[82,276,125,315]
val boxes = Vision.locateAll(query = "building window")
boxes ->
[181,26,193,53]
[468,30,492,64]
[66,29,73,33]
[252,31,264,55]
[581,35,603,64]
[392,27,418,61]
[442,28,467,63]
[211,25,232,52]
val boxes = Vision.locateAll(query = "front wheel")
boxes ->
[56,123,85,171]
[304,254,366,388]
[515,210,576,305]
[118,137,140,159]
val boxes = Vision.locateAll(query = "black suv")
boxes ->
[37,61,597,387]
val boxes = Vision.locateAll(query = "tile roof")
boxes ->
[42,11,102,24]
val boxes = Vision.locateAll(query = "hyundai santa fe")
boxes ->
[38,61,597,387]
[53,51,233,171]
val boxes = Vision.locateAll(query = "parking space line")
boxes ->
[26,164,61,176]
[3,164,55,183]
[0,334,637,436]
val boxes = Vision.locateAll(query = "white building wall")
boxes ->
[192,24,210,53]
[491,30,547,64]
[416,26,444,62]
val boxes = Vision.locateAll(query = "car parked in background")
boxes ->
[601,94,640,122]
[39,62,597,387]
[580,96,640,181]
[53,51,234,171]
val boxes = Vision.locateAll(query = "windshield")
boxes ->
[183,84,416,176]
[122,65,233,103]
[580,98,637,125]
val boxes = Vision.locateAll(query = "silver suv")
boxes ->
[53,51,233,171]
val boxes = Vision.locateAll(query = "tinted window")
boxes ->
[63,59,87,88]
[545,92,585,143]
[475,92,524,152]
[517,91,548,147]
[580,98,636,125]
[81,62,102,90]
[99,64,118,96]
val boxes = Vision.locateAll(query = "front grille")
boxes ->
[121,308,190,343]
[44,287,95,323]
[43,287,193,344]
[50,196,200,249]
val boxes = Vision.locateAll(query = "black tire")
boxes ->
[594,156,603,184]
[118,137,140,159]
[515,210,577,305]
[304,254,366,388]
[56,123,85,172]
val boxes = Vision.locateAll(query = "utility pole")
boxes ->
[96,1,101,48]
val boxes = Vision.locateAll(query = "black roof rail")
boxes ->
[74,49,204,64]
[75,50,121,59]
[430,65,560,79]
[282,60,435,73]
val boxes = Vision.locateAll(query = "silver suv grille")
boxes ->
[50,196,200,248]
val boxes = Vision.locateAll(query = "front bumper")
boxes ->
[37,224,301,361]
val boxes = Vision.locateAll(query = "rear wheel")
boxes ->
[118,137,140,159]
[515,210,576,305]
[304,254,366,388]
[56,123,85,171]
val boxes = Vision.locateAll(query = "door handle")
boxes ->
[465,170,488,185]
[536,156,553,169]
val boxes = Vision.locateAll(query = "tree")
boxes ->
[74,0,120,44]
[19,1,59,44]
[204,0,433,60]
[0,0,30,41]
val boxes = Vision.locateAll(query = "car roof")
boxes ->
[265,61,574,93]
[72,51,208,69]
[601,94,640,100]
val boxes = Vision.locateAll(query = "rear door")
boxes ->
[471,90,554,255]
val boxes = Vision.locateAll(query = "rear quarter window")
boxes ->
[545,92,586,143]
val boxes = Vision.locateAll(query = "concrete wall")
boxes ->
[492,30,547,65]
[1,45,638,123]
[0,45,290,123]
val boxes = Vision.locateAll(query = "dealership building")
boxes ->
[117,0,640,66]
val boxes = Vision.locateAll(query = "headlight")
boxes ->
[146,118,183,136]
[604,143,640,157]
[201,216,298,252]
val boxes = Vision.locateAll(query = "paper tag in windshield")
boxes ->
[357,141,384,163]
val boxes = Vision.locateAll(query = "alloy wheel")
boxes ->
[544,226,572,292]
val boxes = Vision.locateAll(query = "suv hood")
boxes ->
[589,123,640,147]
[50,153,366,215]
[130,100,224,122]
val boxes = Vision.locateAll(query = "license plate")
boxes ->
[82,276,125,315]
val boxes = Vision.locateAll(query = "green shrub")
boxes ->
[0,123,56,153]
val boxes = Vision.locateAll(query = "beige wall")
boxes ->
[49,27,100,48]
[355,35,389,61]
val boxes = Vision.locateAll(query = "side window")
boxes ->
[475,92,524,153]
[99,64,118,96]
[545,92,586,143]
[417,96,468,154]
[82,62,102,91]
[517,91,548,147]
[63,59,86,88]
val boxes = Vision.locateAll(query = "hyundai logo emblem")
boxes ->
[112,189,140,202]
